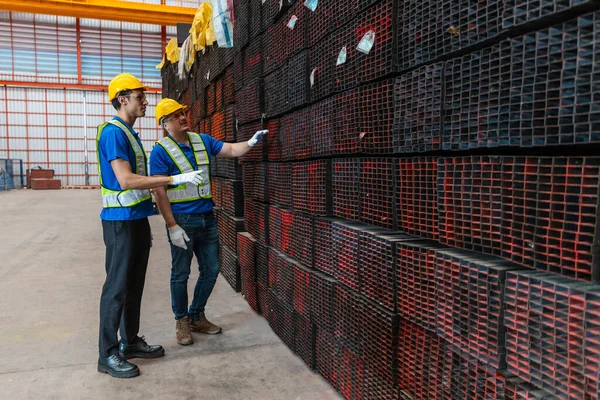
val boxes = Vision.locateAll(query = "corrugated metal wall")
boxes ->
[0,11,181,185]
[0,86,164,185]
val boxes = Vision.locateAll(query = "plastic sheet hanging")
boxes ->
[190,3,217,51]
[211,0,234,48]
[165,37,180,63]
[178,36,195,79]
[156,54,166,69]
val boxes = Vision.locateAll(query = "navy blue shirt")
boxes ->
[149,133,224,215]
[97,116,154,221]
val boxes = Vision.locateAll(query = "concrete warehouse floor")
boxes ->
[0,189,341,400]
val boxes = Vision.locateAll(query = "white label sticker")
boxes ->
[336,46,347,66]
[310,68,317,87]
[287,15,298,29]
[206,70,210,81]
[304,0,318,12]
[357,30,375,54]
[279,0,283,10]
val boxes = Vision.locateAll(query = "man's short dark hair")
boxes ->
[111,89,132,110]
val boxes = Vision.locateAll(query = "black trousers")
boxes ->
[99,218,151,357]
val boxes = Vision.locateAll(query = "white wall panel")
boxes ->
[8,114,26,125]
[27,89,45,101]
[9,151,27,161]
[70,164,85,174]
[28,102,45,113]
[8,138,24,149]
[28,127,46,138]
[29,139,46,151]
[67,128,85,139]
[7,100,26,111]
[52,164,67,176]
[50,140,66,151]
[48,115,66,126]
[29,114,46,126]
[48,127,66,138]
[87,139,97,152]
[1,87,163,185]
[49,151,66,163]
[28,151,45,163]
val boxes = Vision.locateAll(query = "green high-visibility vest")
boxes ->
[156,132,212,203]
[96,120,151,208]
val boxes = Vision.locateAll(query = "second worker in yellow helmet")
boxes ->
[150,97,267,346]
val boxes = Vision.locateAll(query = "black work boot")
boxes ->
[119,336,165,360]
[97,353,140,378]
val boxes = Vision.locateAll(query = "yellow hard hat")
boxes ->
[156,98,188,126]
[108,73,149,102]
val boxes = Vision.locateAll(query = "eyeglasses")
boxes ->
[165,110,186,122]
[119,93,147,102]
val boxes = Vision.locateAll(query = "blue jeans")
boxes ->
[168,213,219,321]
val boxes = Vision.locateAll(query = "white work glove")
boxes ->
[168,224,190,250]
[171,171,203,186]
[248,130,269,147]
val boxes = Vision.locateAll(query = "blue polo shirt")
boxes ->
[149,133,224,215]
[97,116,155,221]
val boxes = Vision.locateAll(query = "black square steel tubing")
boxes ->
[266,288,296,351]
[255,241,269,286]
[293,262,312,319]
[434,248,523,370]
[314,217,339,276]
[244,199,269,246]
[294,312,317,370]
[393,63,443,154]
[360,79,395,154]
[268,248,294,307]
[291,211,314,269]
[310,96,334,157]
[332,158,361,222]
[360,157,395,230]
[219,243,240,292]
[310,271,337,333]
[503,0,598,28]
[358,229,419,312]
[396,157,439,239]
[395,240,446,332]
[360,296,399,381]
[215,208,245,252]
[333,284,362,355]
[332,220,367,291]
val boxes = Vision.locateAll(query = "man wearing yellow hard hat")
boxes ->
[97,74,206,379]
[150,98,267,346]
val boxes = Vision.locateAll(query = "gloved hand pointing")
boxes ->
[248,130,269,147]
[168,224,190,249]
[171,171,203,186]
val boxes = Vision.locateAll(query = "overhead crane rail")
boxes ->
[0,0,196,26]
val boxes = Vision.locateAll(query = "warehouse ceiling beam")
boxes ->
[0,0,196,26]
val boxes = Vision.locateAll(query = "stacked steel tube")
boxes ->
[162,0,600,398]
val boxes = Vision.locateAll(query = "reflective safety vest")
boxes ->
[156,132,212,203]
[96,120,151,208]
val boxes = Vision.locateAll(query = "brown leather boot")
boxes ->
[176,316,194,345]
[190,313,222,334]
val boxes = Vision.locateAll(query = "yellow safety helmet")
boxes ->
[156,98,189,126]
[108,73,149,102]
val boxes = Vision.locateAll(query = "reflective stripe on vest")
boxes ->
[96,120,151,208]
[156,132,212,203]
